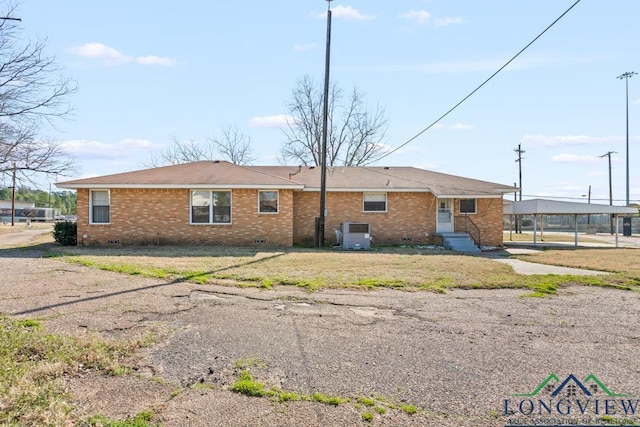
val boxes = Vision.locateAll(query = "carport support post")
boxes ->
[533,214,537,246]
[574,214,578,247]
[615,214,619,248]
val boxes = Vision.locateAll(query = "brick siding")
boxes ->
[76,188,294,246]
[77,188,503,247]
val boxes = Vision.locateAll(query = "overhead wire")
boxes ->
[366,0,583,165]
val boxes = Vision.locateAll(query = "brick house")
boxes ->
[56,161,514,248]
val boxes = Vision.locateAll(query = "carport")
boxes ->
[504,198,638,248]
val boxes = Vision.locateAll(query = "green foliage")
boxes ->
[230,370,266,397]
[0,188,76,213]
[362,411,374,422]
[86,411,156,427]
[52,221,77,246]
[308,392,349,406]
[357,396,376,407]
[399,404,417,415]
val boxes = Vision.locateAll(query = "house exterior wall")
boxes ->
[76,188,294,246]
[75,188,504,247]
[453,197,504,246]
[292,191,437,246]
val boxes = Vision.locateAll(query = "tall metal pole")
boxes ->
[10,163,16,227]
[316,0,332,248]
[617,71,636,206]
[600,151,616,234]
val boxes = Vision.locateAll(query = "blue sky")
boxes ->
[17,0,640,204]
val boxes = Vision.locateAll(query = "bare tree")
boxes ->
[0,5,76,127]
[281,75,388,167]
[210,124,255,165]
[144,136,216,167]
[0,3,77,182]
[145,125,255,167]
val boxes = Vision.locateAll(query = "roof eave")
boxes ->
[56,183,305,190]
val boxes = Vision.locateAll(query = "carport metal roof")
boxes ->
[503,199,638,247]
[504,198,638,216]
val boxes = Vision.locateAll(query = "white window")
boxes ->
[363,193,387,212]
[258,191,278,213]
[460,198,477,214]
[191,190,231,224]
[90,190,110,224]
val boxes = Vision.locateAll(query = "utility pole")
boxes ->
[514,143,525,233]
[315,0,333,248]
[599,151,616,234]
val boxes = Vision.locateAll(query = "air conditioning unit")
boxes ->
[339,222,371,250]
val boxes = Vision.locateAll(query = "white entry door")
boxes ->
[437,199,454,233]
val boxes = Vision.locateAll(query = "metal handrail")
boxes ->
[458,214,481,248]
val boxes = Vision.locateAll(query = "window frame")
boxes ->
[258,190,279,214]
[190,190,232,225]
[459,198,477,214]
[89,189,110,224]
[363,193,387,213]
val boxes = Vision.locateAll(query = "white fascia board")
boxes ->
[56,184,305,190]
[436,194,504,199]
[302,187,431,192]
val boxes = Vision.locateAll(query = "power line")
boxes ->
[366,0,583,165]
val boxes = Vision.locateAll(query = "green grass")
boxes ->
[230,370,266,397]
[45,245,640,295]
[85,411,156,427]
[228,357,424,421]
[0,315,149,426]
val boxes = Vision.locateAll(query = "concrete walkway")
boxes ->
[489,247,610,276]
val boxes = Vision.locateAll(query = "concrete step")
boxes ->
[442,233,480,253]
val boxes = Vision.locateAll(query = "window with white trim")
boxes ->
[90,190,110,223]
[460,198,477,214]
[191,190,231,224]
[363,193,387,212]
[258,191,278,213]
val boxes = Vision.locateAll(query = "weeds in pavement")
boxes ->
[0,315,155,426]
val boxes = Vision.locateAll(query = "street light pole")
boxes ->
[617,71,637,206]
[316,0,332,248]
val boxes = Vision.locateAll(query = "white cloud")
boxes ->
[634,98,640,105]
[68,42,131,66]
[249,114,293,128]
[135,55,176,67]
[586,171,606,177]
[398,10,431,25]
[551,154,601,164]
[69,42,176,67]
[523,134,622,147]
[435,17,465,27]
[451,123,474,130]
[60,138,163,159]
[317,5,375,21]
[293,43,317,52]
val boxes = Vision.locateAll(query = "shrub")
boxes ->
[52,221,77,246]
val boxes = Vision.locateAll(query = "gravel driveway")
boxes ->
[1,230,639,426]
